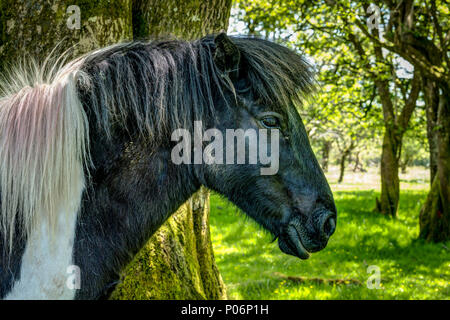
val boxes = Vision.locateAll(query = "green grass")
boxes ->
[209,185,450,299]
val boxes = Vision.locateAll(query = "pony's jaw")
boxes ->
[277,205,337,260]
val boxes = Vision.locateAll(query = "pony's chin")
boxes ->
[278,225,310,260]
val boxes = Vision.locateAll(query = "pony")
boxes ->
[0,33,336,299]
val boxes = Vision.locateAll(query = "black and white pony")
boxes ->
[0,33,336,299]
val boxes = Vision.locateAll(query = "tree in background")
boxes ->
[307,68,381,184]
[234,0,418,202]
[319,139,333,172]
[233,0,448,240]
[0,0,232,299]
[349,0,449,240]
[296,1,422,217]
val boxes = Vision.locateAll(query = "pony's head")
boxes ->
[195,34,337,259]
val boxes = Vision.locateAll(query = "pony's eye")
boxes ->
[235,78,251,93]
[261,116,281,129]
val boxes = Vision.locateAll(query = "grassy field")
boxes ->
[209,166,450,299]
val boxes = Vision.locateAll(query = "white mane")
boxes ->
[0,55,89,251]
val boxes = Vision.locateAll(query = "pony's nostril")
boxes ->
[322,215,336,238]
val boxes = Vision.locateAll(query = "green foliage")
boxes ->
[231,0,431,167]
[210,185,449,299]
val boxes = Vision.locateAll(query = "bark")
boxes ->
[419,175,450,242]
[376,129,401,216]
[110,0,232,299]
[419,83,450,242]
[0,1,133,69]
[0,0,231,299]
[132,0,232,40]
[423,76,439,184]
[436,87,450,231]
[375,74,401,217]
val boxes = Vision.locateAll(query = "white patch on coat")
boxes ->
[0,59,89,299]
[5,170,84,300]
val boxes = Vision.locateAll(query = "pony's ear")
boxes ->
[213,33,240,77]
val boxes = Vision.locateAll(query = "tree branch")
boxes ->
[398,70,421,133]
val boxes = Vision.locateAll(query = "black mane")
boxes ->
[77,35,315,144]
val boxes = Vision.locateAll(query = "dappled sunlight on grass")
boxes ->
[209,169,449,299]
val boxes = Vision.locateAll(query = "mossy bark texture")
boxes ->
[0,1,133,67]
[419,86,450,242]
[0,0,232,299]
[132,0,232,40]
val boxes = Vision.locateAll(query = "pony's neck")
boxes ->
[72,136,200,299]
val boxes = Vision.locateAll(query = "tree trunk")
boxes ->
[373,71,420,217]
[110,0,232,299]
[400,156,409,174]
[132,0,232,40]
[419,175,450,242]
[321,140,332,173]
[419,82,450,242]
[337,154,346,184]
[376,130,401,217]
[0,0,231,299]
[337,144,353,184]
[353,151,360,172]
[423,76,440,184]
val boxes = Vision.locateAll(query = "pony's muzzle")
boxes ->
[278,207,336,259]
[305,208,336,252]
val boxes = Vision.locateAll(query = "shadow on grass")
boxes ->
[210,189,449,299]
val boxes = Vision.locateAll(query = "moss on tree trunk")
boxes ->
[132,0,232,40]
[419,84,450,242]
[0,1,132,68]
[419,175,450,242]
